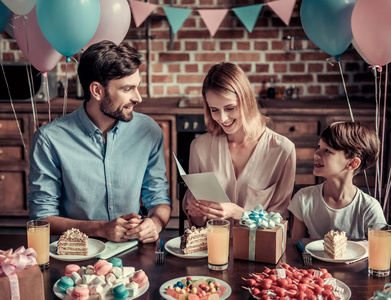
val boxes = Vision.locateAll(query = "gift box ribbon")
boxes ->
[239,204,284,261]
[0,247,38,300]
[371,283,391,300]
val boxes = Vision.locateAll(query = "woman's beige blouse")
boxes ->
[182,127,296,221]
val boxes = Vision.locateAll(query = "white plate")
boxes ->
[305,240,367,263]
[325,278,352,300]
[50,238,106,261]
[159,276,231,300]
[165,237,208,259]
[53,279,149,299]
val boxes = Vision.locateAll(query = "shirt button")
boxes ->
[99,138,103,143]
[106,159,109,163]
[108,183,112,187]
[109,206,113,210]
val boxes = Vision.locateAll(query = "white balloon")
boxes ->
[1,0,37,15]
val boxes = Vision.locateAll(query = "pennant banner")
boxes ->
[129,0,296,34]
[129,0,157,27]
[163,7,192,34]
[232,4,263,33]
[268,0,296,26]
[197,9,229,37]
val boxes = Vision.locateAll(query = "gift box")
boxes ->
[233,205,288,264]
[0,248,45,300]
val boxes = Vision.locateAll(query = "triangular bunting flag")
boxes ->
[163,7,192,34]
[197,9,229,37]
[129,0,157,27]
[232,4,263,33]
[267,0,297,26]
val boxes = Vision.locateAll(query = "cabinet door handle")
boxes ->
[0,175,5,181]
[0,149,3,155]
[289,125,298,132]
[0,123,3,129]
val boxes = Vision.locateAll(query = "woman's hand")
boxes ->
[194,200,245,221]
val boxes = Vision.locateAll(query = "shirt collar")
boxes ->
[77,101,121,135]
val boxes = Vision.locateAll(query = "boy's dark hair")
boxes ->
[321,121,380,174]
[78,40,142,101]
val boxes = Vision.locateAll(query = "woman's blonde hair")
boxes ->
[202,62,267,141]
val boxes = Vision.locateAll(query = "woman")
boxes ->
[183,62,296,227]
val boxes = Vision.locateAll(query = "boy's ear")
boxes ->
[89,81,104,101]
[348,157,361,170]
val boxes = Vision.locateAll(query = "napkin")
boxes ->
[97,239,138,260]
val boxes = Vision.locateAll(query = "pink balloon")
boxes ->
[351,0,391,66]
[83,0,131,50]
[12,6,62,72]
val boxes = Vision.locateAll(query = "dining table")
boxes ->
[0,233,389,300]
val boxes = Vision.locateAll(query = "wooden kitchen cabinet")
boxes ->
[0,98,389,228]
[0,99,178,228]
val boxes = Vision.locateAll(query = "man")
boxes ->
[28,40,171,243]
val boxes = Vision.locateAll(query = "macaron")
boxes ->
[57,276,75,293]
[131,270,148,288]
[109,257,123,268]
[112,284,130,300]
[94,260,112,276]
[71,286,89,300]
[65,264,80,277]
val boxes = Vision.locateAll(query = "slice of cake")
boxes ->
[324,230,347,259]
[180,226,207,254]
[57,228,88,256]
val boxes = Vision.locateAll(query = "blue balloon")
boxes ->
[36,0,100,57]
[0,2,12,33]
[300,0,356,56]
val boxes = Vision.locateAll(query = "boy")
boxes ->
[288,121,386,239]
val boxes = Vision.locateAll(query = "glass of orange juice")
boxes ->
[368,223,391,277]
[207,219,230,271]
[27,220,50,269]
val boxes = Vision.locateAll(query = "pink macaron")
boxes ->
[93,260,112,276]
[71,286,89,300]
[65,264,80,277]
[131,270,148,288]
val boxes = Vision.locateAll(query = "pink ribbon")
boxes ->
[0,247,38,300]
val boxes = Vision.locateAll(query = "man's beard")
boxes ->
[100,94,134,122]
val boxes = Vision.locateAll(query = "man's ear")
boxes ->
[348,157,361,170]
[89,81,104,101]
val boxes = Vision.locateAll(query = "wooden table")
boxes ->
[0,234,389,299]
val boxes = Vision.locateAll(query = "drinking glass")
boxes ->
[368,223,391,277]
[27,220,50,269]
[207,219,229,271]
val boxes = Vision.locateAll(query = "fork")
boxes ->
[297,241,312,266]
[155,238,164,264]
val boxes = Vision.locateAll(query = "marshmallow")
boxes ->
[111,266,122,279]
[122,267,135,278]
[98,282,113,300]
[127,281,139,297]
[90,276,105,286]
[70,271,82,285]
[79,266,86,277]
[65,287,75,297]
[82,274,95,285]
[90,285,104,295]
[86,265,95,275]
[105,273,116,283]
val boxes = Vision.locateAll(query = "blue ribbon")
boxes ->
[239,204,284,261]
[371,283,391,300]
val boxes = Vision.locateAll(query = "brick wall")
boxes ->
[0,0,382,100]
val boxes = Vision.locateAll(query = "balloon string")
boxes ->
[337,60,354,122]
[372,66,380,200]
[63,57,70,116]
[42,72,51,123]
[380,64,388,213]
[0,51,27,152]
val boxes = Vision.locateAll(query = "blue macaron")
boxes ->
[109,257,123,268]
[57,276,74,293]
[112,284,129,300]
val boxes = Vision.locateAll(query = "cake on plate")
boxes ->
[324,230,347,259]
[57,228,88,256]
[180,226,207,254]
